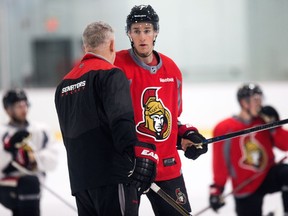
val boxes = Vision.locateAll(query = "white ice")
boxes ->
[0,142,284,216]
[0,82,287,215]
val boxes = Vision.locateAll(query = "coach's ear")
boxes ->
[109,38,115,53]
[109,38,116,64]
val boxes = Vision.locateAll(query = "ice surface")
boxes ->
[0,142,284,216]
[0,83,286,215]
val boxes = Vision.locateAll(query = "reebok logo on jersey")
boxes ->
[159,78,174,83]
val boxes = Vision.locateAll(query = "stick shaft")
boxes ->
[150,183,192,216]
[203,118,288,145]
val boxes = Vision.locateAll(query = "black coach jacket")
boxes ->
[54,53,136,194]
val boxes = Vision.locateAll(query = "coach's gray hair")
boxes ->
[82,21,114,50]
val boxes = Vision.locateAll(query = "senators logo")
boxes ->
[175,188,187,205]
[136,88,171,141]
[240,135,267,171]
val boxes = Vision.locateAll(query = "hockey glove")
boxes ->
[209,184,225,212]
[4,130,30,153]
[129,142,158,194]
[178,125,208,160]
[184,131,207,160]
[260,105,280,123]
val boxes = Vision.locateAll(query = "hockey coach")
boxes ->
[55,21,158,216]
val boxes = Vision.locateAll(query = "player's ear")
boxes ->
[5,106,13,116]
[127,32,133,42]
[153,33,158,46]
[154,32,158,40]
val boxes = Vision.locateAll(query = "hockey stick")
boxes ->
[150,183,192,216]
[193,156,287,216]
[194,118,288,149]
[11,161,77,212]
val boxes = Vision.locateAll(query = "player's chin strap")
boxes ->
[150,183,192,216]
[11,161,77,212]
[194,118,288,149]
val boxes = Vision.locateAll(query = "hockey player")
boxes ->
[209,83,288,216]
[114,5,208,215]
[54,21,158,216]
[0,89,58,216]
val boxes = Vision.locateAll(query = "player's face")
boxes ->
[128,22,157,58]
[7,100,28,124]
[246,94,263,117]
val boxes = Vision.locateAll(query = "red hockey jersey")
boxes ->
[212,116,288,197]
[115,49,183,181]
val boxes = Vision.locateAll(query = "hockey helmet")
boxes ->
[237,83,263,102]
[3,89,29,109]
[126,5,159,33]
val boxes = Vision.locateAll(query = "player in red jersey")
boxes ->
[209,83,288,216]
[115,5,208,215]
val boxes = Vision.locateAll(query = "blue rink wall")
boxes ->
[0,81,287,216]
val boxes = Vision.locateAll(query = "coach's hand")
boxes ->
[129,142,158,194]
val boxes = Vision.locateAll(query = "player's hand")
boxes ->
[209,184,225,212]
[182,131,208,160]
[260,105,280,123]
[129,142,158,194]
[4,130,30,153]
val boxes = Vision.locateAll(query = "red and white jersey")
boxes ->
[0,121,58,180]
[212,116,288,197]
[115,49,183,181]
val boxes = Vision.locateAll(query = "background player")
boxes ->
[209,83,288,216]
[0,89,58,216]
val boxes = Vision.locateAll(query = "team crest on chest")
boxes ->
[239,134,268,171]
[136,87,171,141]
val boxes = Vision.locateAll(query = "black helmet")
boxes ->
[126,5,159,33]
[3,89,28,109]
[237,83,263,102]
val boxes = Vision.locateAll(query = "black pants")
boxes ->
[0,175,40,216]
[75,184,139,216]
[235,163,288,216]
[146,175,191,216]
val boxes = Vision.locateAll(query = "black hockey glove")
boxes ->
[129,142,158,194]
[4,130,30,153]
[185,145,208,160]
[209,184,225,212]
[183,130,208,160]
[260,105,280,123]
